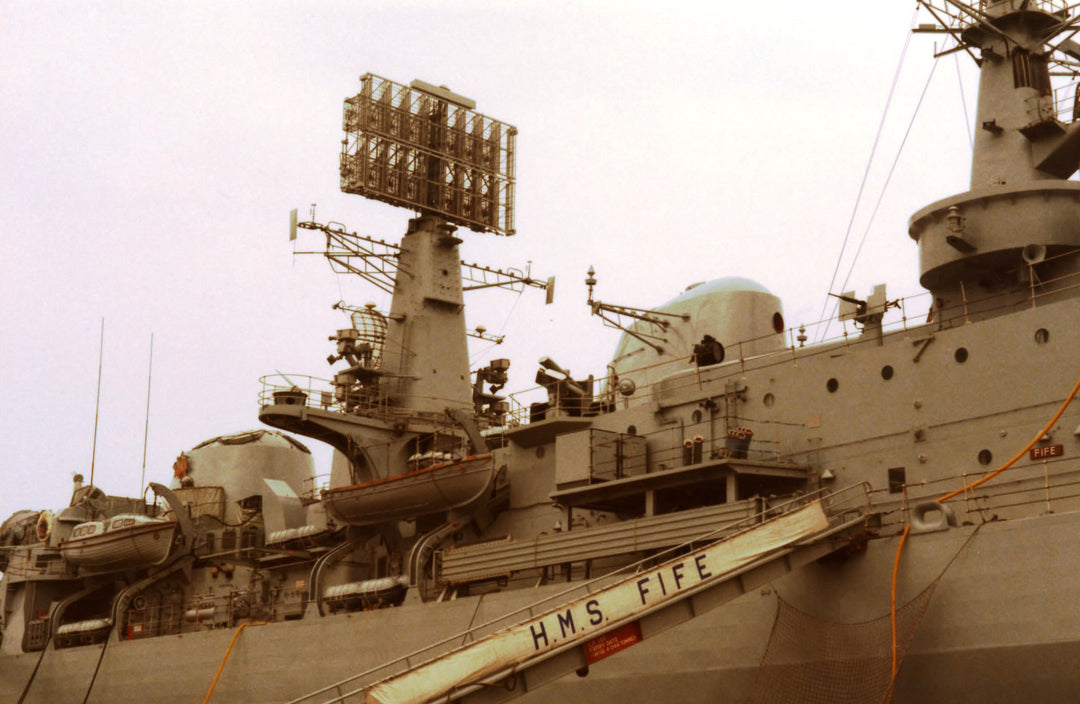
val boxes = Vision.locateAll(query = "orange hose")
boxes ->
[889,522,911,682]
[885,376,1080,703]
[936,376,1080,503]
[202,621,268,704]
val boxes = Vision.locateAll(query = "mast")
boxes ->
[910,1,1080,317]
[140,333,154,494]
[89,318,104,487]
[963,0,1080,186]
[261,75,520,492]
[339,75,517,416]
[377,214,473,415]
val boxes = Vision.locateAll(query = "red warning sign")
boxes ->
[584,621,643,664]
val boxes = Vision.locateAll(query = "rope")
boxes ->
[201,621,268,704]
[833,57,940,309]
[954,53,973,150]
[815,6,919,341]
[80,634,111,704]
[15,629,52,704]
[885,375,1080,702]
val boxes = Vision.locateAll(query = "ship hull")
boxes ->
[5,509,1080,703]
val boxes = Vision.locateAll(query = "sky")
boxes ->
[0,0,988,523]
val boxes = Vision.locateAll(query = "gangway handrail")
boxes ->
[288,483,870,704]
[440,506,871,704]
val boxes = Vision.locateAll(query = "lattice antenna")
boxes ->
[290,219,553,303]
[294,220,402,294]
[340,74,517,235]
[329,301,388,369]
[585,266,689,354]
[461,260,554,301]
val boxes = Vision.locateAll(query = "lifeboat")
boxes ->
[322,453,496,526]
[60,514,177,571]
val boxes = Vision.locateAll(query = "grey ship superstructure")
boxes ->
[3,2,1080,702]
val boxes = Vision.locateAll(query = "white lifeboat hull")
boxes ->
[322,454,495,526]
[60,515,177,571]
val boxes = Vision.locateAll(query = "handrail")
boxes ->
[885,374,1080,703]
[265,257,1080,443]
[288,483,870,704]
[502,261,1080,428]
[257,374,482,429]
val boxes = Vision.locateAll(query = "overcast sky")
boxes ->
[1,1,988,523]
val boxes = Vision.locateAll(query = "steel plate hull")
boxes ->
[5,510,1080,703]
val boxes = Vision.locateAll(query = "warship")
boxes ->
[3,1,1080,702]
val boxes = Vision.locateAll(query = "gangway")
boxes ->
[289,484,871,704]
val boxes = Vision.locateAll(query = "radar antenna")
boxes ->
[278,73,530,418]
[297,220,401,294]
[340,74,517,235]
[291,219,553,306]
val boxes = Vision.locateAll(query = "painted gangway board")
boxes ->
[295,492,868,704]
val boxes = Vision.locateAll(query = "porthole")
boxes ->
[763,393,775,408]
[977,449,992,466]
[881,365,894,380]
[826,378,839,393]
[772,312,785,334]
[692,410,703,424]
[954,347,969,364]
[627,425,637,436]
[1034,328,1050,345]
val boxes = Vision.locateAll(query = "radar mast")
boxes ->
[263,74,528,494]
[911,1,1080,318]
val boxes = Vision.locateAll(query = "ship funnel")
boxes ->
[1022,244,1047,265]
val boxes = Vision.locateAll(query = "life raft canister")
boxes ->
[36,510,55,542]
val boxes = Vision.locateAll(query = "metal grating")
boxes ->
[340,73,516,235]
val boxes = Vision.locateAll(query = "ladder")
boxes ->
[290,484,871,704]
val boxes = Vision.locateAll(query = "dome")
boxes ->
[170,429,315,505]
[609,277,786,389]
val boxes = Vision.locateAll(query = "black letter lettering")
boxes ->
[637,577,651,605]
[672,562,685,590]
[586,599,603,626]
[530,621,549,650]
[695,554,712,580]
[557,609,576,638]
